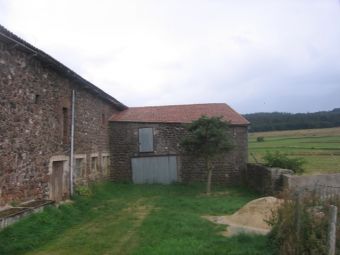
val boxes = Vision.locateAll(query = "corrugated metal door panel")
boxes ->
[168,156,177,183]
[156,156,167,184]
[139,128,153,152]
[131,156,177,184]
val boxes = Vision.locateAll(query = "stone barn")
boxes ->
[0,25,126,205]
[109,104,249,185]
[0,24,249,206]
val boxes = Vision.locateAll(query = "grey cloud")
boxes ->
[1,0,340,113]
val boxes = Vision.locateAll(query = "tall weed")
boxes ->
[268,190,340,254]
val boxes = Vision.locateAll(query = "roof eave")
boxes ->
[110,120,250,126]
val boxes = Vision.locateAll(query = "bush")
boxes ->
[263,151,305,174]
[256,136,265,142]
[75,185,92,197]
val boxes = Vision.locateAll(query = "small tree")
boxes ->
[180,115,233,195]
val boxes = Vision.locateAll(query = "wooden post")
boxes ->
[328,205,337,255]
[295,192,302,254]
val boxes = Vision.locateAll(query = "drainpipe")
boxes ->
[70,90,76,196]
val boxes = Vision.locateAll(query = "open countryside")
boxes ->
[248,127,340,174]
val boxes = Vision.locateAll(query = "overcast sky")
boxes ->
[1,0,340,113]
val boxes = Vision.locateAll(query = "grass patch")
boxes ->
[249,127,340,174]
[0,183,274,255]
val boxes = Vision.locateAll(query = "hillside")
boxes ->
[244,108,340,132]
[248,127,340,174]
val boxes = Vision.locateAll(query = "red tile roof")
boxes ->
[110,103,249,125]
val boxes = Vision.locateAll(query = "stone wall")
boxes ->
[0,39,120,205]
[283,173,340,191]
[245,163,294,195]
[245,164,340,195]
[109,122,248,185]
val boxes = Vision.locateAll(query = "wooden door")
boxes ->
[51,161,64,202]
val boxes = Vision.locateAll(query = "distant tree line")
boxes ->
[243,108,340,132]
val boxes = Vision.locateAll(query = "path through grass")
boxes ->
[0,183,274,255]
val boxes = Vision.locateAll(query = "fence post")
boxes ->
[328,205,337,255]
[295,192,302,254]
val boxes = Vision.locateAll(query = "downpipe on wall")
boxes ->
[70,90,75,196]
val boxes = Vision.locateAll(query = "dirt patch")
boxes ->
[203,196,282,237]
[197,191,230,197]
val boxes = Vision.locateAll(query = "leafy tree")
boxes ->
[180,116,233,194]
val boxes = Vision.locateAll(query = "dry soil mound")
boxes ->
[204,196,282,236]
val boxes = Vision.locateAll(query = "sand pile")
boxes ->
[204,196,282,236]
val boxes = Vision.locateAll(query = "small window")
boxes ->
[34,94,40,104]
[139,128,154,152]
[102,113,105,127]
[75,158,86,178]
[102,156,110,176]
[91,157,98,173]
[62,107,68,144]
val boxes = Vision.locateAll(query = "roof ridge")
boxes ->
[111,103,250,125]
[128,103,227,109]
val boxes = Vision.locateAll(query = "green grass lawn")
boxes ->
[249,127,340,174]
[0,183,274,255]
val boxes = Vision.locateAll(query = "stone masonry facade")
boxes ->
[0,38,121,205]
[1,25,250,205]
[110,122,248,185]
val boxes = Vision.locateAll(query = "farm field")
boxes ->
[248,127,340,175]
[0,183,274,255]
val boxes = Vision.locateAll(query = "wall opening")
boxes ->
[75,157,86,178]
[50,159,69,202]
[102,155,110,176]
[62,107,68,144]
[91,156,98,174]
[34,94,40,104]
[102,113,105,127]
